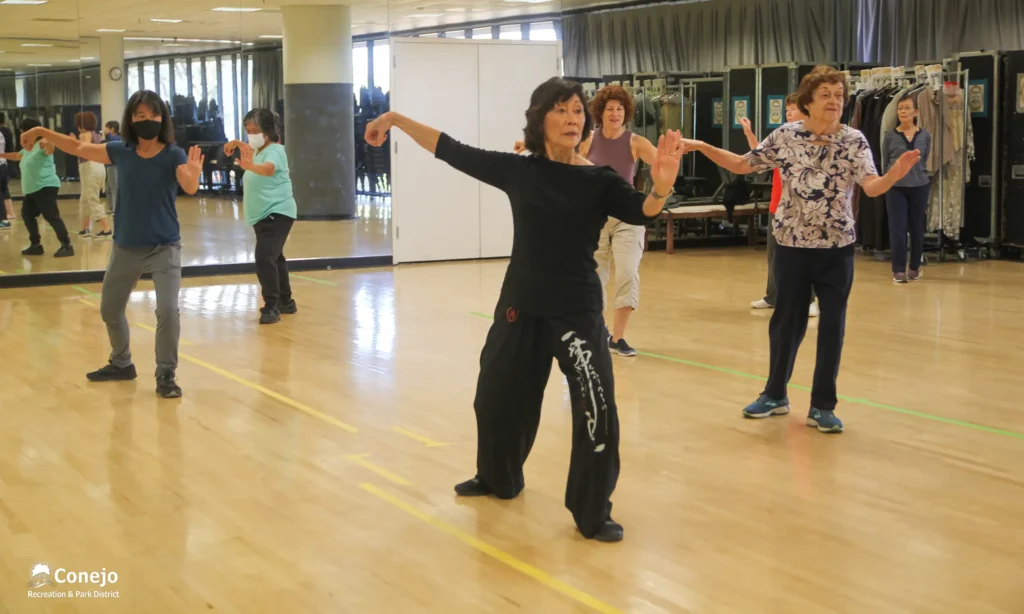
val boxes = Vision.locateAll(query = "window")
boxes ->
[221,55,237,140]
[142,61,155,92]
[127,63,140,98]
[529,21,557,41]
[472,27,492,39]
[158,60,172,103]
[445,30,466,39]
[419,33,439,38]
[174,58,188,99]
[190,58,203,101]
[247,59,253,114]
[499,25,522,40]
[372,41,389,93]
[353,42,369,96]
[15,77,25,107]
[205,57,219,107]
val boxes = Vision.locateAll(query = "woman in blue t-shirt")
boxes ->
[23,90,204,399]
[224,108,298,325]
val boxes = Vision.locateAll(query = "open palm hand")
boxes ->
[650,130,683,193]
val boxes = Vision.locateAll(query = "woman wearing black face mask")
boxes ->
[22,90,205,399]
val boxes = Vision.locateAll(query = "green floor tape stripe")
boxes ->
[468,310,1023,441]
[291,274,337,286]
[72,285,100,298]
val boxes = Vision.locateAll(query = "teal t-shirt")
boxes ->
[20,142,61,195]
[242,143,297,225]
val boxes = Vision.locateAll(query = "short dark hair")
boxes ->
[897,94,918,109]
[243,108,281,143]
[122,90,176,145]
[105,120,120,134]
[20,117,41,133]
[75,111,98,132]
[590,85,635,127]
[523,78,592,157]
[796,66,849,116]
[784,92,800,107]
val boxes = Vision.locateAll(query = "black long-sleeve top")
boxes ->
[434,132,657,316]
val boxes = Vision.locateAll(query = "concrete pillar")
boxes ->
[282,4,356,220]
[99,35,126,128]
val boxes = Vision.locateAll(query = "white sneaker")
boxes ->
[751,299,773,309]
[809,302,820,318]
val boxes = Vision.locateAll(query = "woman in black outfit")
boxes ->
[365,78,683,542]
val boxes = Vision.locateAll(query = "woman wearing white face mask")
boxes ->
[225,108,298,324]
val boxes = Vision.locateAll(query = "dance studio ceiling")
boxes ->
[0,0,631,71]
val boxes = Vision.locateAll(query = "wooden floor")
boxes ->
[0,194,391,275]
[1,248,1022,613]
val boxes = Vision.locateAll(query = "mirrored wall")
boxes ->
[0,0,563,282]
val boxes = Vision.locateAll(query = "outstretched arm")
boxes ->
[861,150,921,197]
[20,127,111,164]
[365,111,440,154]
[680,139,756,175]
[0,152,21,161]
[631,134,658,166]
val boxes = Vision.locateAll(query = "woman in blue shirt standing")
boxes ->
[882,95,932,283]
[225,109,298,324]
[1,117,74,257]
[23,90,204,398]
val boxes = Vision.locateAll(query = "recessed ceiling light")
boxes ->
[1,0,49,5]
[258,35,283,39]
[125,36,241,44]
[162,43,186,47]
[80,56,95,60]
[149,18,183,23]
[211,7,262,11]
[27,63,53,67]
[97,28,127,32]
[445,8,466,11]
[412,13,443,17]
[21,43,54,47]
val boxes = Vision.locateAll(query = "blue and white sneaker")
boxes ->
[807,408,844,433]
[742,395,790,418]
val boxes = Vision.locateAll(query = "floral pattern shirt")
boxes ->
[743,121,878,248]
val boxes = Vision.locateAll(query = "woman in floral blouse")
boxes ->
[682,66,920,434]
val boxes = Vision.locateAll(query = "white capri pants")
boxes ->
[595,216,645,311]
[79,161,107,220]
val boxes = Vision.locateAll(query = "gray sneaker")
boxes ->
[893,272,908,284]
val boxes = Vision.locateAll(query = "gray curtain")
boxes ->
[563,0,1023,76]
[252,49,283,111]
[20,70,89,107]
[0,76,15,109]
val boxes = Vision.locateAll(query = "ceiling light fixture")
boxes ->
[0,0,49,5]
[412,13,443,17]
[149,18,183,23]
[124,36,241,44]
[162,43,186,47]
[97,28,127,32]
[21,43,54,47]
[80,56,95,60]
[258,35,283,39]
[27,63,53,67]
[211,7,262,11]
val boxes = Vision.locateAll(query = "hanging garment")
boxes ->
[927,163,965,239]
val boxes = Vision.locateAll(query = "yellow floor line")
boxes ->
[344,454,413,486]
[178,352,359,433]
[72,294,357,433]
[391,425,452,448]
[134,322,194,346]
[360,483,622,614]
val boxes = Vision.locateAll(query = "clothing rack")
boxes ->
[849,62,974,263]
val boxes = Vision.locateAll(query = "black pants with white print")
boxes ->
[472,298,620,538]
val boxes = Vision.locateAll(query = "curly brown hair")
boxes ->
[522,77,592,156]
[74,110,98,132]
[589,85,635,127]
[795,66,849,116]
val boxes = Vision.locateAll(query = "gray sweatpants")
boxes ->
[105,166,117,213]
[101,242,182,376]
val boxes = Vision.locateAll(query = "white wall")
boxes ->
[390,38,561,265]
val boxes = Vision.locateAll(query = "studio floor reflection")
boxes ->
[1,252,1023,612]
[0,194,391,274]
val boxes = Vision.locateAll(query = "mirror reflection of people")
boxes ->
[0,112,15,229]
[22,90,204,399]
[103,121,121,215]
[515,85,659,357]
[742,94,817,316]
[2,117,74,257]
[224,109,298,324]
[74,111,112,238]
[680,66,921,434]
[883,95,932,283]
[365,77,682,542]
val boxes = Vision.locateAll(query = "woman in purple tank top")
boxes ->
[520,85,659,356]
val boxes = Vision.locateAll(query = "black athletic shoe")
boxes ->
[54,244,74,258]
[87,363,138,382]
[279,299,298,315]
[156,371,182,398]
[22,244,43,256]
[593,518,624,543]
[454,476,493,497]
[609,338,637,357]
[259,307,281,324]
